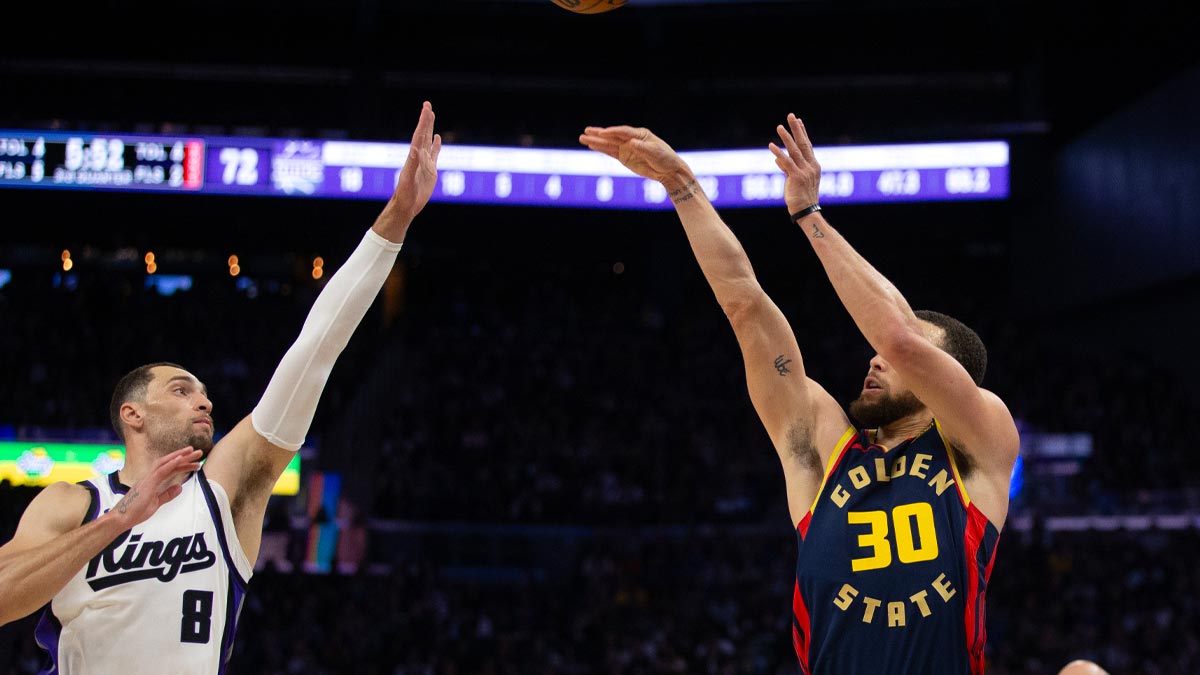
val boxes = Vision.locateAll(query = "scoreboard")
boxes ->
[0,130,1009,209]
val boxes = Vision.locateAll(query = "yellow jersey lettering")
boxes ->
[831,483,851,509]
[887,601,906,627]
[933,573,957,602]
[889,455,907,479]
[861,596,882,623]
[833,583,859,611]
[848,465,870,489]
[927,469,955,496]
[909,589,932,617]
[909,453,932,479]
[893,502,939,563]
[873,457,891,483]
[847,510,892,572]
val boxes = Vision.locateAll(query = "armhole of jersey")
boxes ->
[77,480,101,526]
[806,426,858,516]
[934,419,972,508]
[197,470,253,588]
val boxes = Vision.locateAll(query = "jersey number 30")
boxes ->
[181,590,214,644]
[847,502,939,572]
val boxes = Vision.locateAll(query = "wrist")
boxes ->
[790,203,822,222]
[659,167,696,194]
[97,507,135,534]
[371,201,413,243]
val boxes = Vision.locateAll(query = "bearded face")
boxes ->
[146,413,215,458]
[849,387,924,428]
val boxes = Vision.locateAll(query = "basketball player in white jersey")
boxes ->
[0,101,442,674]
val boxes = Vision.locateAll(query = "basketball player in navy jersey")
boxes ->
[0,102,442,674]
[581,117,1018,674]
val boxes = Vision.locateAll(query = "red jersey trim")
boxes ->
[962,503,992,675]
[791,580,812,675]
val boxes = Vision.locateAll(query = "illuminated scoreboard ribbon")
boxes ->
[0,131,1009,208]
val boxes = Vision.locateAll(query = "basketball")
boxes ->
[550,0,627,14]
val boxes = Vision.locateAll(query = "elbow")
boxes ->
[720,288,767,330]
[877,325,927,364]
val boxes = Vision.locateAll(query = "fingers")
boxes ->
[768,142,793,171]
[156,446,199,468]
[431,133,442,164]
[582,125,642,142]
[160,484,184,504]
[775,123,807,167]
[411,101,436,148]
[769,144,795,175]
[150,447,202,484]
[578,134,622,159]
[786,113,816,163]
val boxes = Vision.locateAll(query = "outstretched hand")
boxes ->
[579,126,691,187]
[110,447,203,530]
[388,101,443,224]
[768,113,822,215]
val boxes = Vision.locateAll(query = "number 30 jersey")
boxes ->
[792,422,1000,675]
[36,470,253,675]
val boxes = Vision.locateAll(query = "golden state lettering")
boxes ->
[829,453,954,509]
[833,573,957,627]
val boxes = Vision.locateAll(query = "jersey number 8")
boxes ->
[181,590,214,644]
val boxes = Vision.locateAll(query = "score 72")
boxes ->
[219,147,260,186]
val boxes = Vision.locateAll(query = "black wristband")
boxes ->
[790,203,822,222]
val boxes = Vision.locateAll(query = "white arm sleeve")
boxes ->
[251,229,401,451]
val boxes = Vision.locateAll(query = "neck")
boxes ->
[874,411,934,448]
[118,442,167,486]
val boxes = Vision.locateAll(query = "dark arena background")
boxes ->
[2,0,1200,673]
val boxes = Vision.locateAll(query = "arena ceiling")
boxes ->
[3,0,1197,148]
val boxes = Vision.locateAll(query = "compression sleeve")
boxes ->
[250,229,401,451]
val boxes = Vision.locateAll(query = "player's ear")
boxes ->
[120,402,145,434]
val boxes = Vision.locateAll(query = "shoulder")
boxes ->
[30,481,94,526]
[33,481,93,511]
[1,482,93,552]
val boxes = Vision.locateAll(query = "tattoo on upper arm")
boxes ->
[669,180,698,204]
[810,222,825,239]
[774,355,793,376]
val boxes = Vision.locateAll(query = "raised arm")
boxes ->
[0,448,202,625]
[580,126,848,524]
[769,115,1018,509]
[203,102,442,563]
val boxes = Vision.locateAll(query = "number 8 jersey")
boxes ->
[792,421,1000,675]
[36,470,252,675]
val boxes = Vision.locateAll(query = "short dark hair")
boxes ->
[109,362,185,441]
[914,310,987,386]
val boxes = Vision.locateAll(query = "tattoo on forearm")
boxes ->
[116,488,140,514]
[774,355,793,376]
[810,222,825,239]
[669,180,698,204]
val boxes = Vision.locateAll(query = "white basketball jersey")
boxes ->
[36,470,253,675]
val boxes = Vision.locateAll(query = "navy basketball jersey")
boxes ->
[36,470,252,675]
[792,422,1000,675]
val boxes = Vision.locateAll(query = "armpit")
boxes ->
[786,424,822,472]
[949,444,975,479]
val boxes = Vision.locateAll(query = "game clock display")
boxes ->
[0,129,1009,209]
[0,133,205,191]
